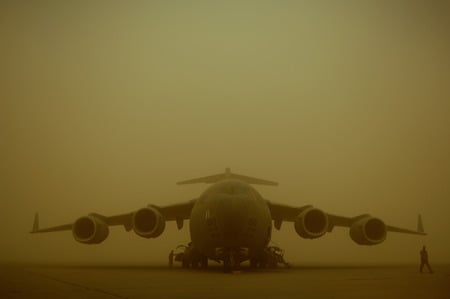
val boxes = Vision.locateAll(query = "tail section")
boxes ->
[177,168,278,186]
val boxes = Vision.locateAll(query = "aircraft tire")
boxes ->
[223,257,231,273]
[249,258,258,269]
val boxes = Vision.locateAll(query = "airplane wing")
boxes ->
[326,213,426,235]
[266,200,425,245]
[30,200,196,243]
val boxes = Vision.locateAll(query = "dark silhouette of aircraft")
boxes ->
[31,168,426,271]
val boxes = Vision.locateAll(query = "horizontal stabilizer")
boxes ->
[177,168,278,186]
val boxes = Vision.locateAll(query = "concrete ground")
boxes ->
[1,264,449,299]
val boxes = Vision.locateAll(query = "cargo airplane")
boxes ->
[31,168,426,271]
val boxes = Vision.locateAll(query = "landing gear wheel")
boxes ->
[249,258,258,269]
[223,257,232,273]
[230,254,240,271]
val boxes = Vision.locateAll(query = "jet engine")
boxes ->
[294,207,329,239]
[350,216,386,245]
[133,206,165,238]
[72,215,109,244]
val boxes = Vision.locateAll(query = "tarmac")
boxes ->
[1,263,449,299]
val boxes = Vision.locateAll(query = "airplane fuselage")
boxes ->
[189,179,272,260]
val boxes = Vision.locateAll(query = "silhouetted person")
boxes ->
[420,246,433,273]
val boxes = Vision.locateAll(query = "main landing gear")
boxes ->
[249,246,290,269]
[169,244,290,271]
[169,243,209,269]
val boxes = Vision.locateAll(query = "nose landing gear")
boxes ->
[216,247,249,272]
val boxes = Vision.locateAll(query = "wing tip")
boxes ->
[417,214,425,234]
[30,212,39,233]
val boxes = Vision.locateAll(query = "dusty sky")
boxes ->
[1,1,449,265]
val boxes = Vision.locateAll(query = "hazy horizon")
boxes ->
[1,1,449,265]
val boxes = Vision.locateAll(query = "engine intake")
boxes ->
[294,207,329,239]
[133,206,165,238]
[72,215,109,244]
[350,216,386,245]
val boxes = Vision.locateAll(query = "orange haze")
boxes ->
[1,1,449,265]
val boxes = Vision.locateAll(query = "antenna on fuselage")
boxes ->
[176,168,278,186]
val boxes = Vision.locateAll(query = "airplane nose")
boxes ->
[216,196,249,242]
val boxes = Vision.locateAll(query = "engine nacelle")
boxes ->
[294,207,329,239]
[72,215,109,244]
[133,206,165,238]
[350,216,386,245]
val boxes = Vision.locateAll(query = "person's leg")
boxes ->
[426,261,433,273]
